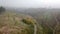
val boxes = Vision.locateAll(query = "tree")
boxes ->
[0,6,5,14]
[43,12,60,34]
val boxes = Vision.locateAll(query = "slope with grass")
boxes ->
[0,11,43,34]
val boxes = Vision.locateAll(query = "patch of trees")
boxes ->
[0,6,5,14]
[38,11,60,34]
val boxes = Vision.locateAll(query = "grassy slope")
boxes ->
[0,11,43,34]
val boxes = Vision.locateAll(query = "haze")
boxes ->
[0,0,60,8]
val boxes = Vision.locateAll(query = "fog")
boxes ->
[0,0,60,8]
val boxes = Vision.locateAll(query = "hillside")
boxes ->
[0,11,43,34]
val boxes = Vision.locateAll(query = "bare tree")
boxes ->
[44,12,60,34]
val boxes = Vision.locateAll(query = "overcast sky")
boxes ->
[0,0,60,8]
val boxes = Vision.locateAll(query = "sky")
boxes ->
[0,0,60,8]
